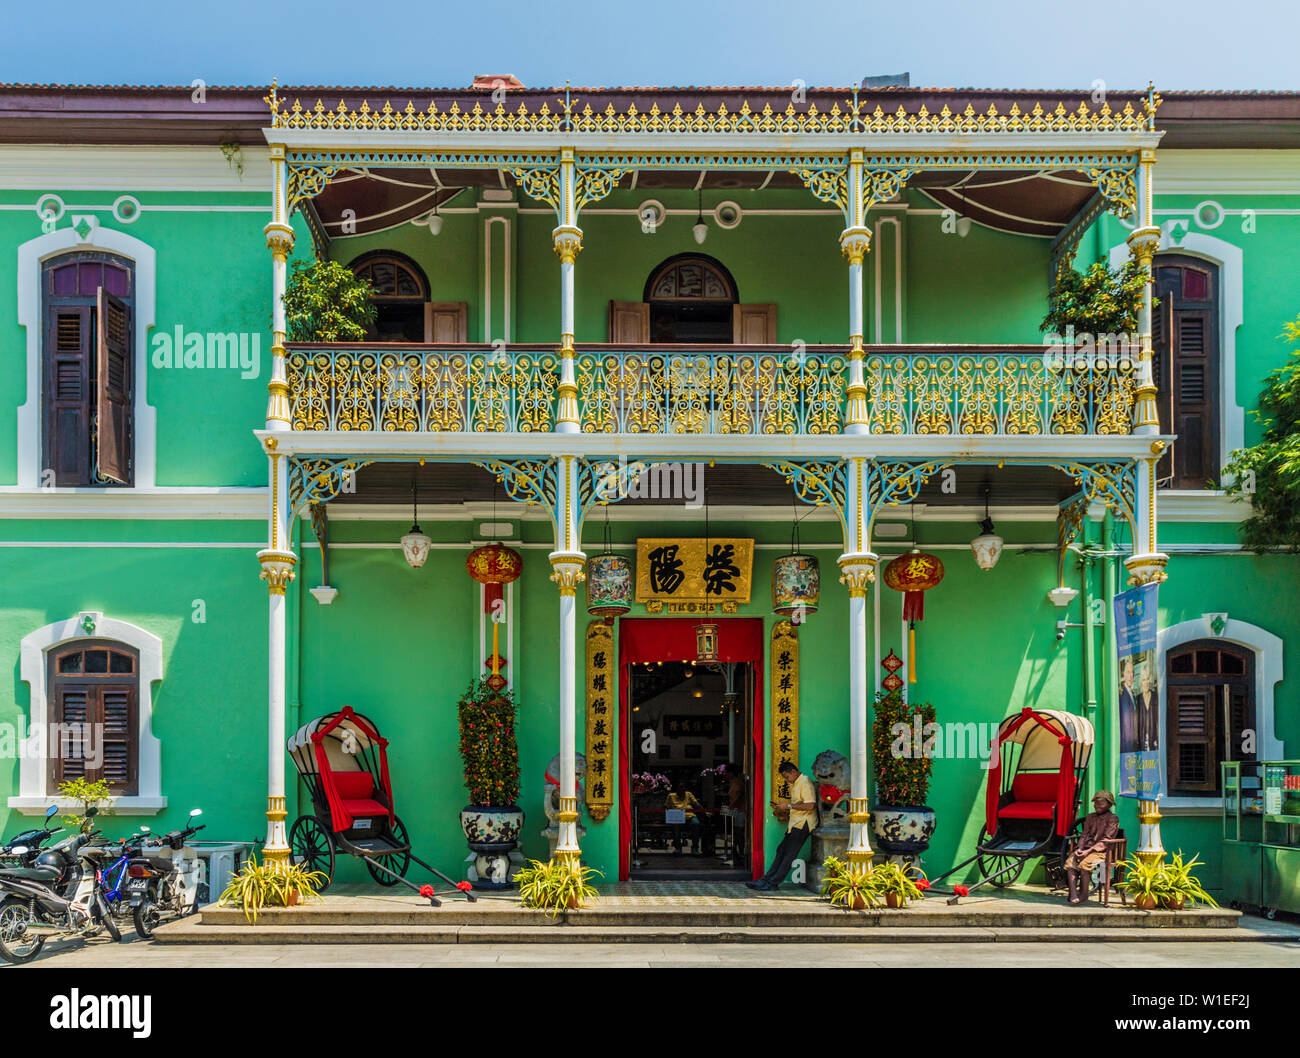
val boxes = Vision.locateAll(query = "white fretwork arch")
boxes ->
[15,221,157,488]
[8,612,166,815]
[1156,614,1284,812]
[1108,229,1245,473]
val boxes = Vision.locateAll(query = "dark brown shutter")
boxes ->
[95,288,132,484]
[1152,258,1219,488]
[1168,685,1216,793]
[44,305,93,485]
[733,303,778,344]
[608,300,649,343]
[49,686,89,787]
[99,686,138,794]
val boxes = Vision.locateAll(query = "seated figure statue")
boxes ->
[1064,790,1118,904]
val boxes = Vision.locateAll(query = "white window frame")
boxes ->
[1157,615,1284,815]
[15,220,157,489]
[8,611,166,815]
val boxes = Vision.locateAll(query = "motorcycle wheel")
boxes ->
[133,899,161,940]
[0,895,45,964]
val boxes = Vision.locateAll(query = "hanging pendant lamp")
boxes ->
[400,474,432,568]
[970,483,1004,571]
[692,188,709,245]
[772,493,819,623]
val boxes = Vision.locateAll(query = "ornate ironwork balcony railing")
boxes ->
[285,343,1135,438]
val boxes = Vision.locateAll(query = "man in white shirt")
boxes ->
[746,760,817,892]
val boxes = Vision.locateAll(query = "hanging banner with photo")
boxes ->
[1115,582,1161,799]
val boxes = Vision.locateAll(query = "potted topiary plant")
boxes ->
[515,859,602,916]
[1041,257,1152,339]
[282,258,377,342]
[457,676,524,890]
[869,687,938,861]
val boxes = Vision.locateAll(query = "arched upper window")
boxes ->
[47,640,140,795]
[1152,254,1220,489]
[1165,639,1254,796]
[644,256,737,303]
[42,252,134,486]
[639,254,747,344]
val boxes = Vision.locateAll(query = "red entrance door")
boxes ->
[617,618,765,880]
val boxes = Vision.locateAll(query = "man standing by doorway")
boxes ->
[746,760,816,892]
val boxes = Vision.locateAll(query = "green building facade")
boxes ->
[0,81,1295,896]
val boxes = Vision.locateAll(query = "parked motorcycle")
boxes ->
[129,809,206,939]
[0,806,122,964]
[1,804,62,868]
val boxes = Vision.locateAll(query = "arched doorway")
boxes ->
[607,255,776,344]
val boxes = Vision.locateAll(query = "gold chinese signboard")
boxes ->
[635,538,754,605]
[770,621,799,804]
[584,621,615,822]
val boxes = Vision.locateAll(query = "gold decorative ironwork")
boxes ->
[1086,165,1138,220]
[770,621,799,803]
[269,90,1160,136]
[584,621,615,823]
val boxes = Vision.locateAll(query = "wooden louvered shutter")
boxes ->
[1152,259,1219,489]
[49,686,90,787]
[99,685,138,794]
[44,305,93,485]
[95,288,132,484]
[1168,685,1216,793]
[425,302,468,343]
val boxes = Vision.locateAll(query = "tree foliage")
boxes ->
[457,677,521,807]
[1042,257,1151,337]
[1221,315,1300,551]
[282,258,376,342]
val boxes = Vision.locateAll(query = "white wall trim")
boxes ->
[1108,229,1245,470]
[0,486,266,518]
[1154,150,1300,196]
[0,145,271,193]
[1156,490,1248,523]
[8,612,166,816]
[1156,615,1284,814]
[482,213,511,343]
[16,222,158,488]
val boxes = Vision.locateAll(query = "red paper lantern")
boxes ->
[883,549,944,621]
[883,549,944,685]
[467,543,523,686]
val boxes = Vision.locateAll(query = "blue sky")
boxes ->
[1,0,1295,91]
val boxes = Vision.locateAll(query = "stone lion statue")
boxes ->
[543,752,587,828]
[812,749,850,827]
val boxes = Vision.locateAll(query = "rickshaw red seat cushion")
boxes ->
[332,772,375,799]
[998,801,1057,820]
[998,773,1060,819]
[341,797,389,818]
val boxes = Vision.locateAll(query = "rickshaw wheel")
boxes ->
[975,825,1025,888]
[365,816,412,887]
[290,816,336,890]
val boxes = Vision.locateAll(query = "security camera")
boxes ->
[1056,620,1068,641]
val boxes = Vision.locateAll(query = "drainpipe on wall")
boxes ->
[1100,512,1120,795]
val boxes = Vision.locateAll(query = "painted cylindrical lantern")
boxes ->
[772,552,820,623]
[585,552,632,624]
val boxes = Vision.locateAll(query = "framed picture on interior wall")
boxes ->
[685,744,702,760]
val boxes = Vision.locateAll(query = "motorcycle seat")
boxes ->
[0,865,60,883]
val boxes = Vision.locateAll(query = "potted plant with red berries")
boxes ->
[458,676,524,890]
[870,686,938,864]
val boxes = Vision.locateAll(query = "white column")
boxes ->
[1124,148,1169,863]
[549,455,586,864]
[257,144,297,869]
[837,456,879,878]
[841,149,872,435]
[553,149,582,435]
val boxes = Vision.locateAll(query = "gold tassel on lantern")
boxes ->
[908,624,917,684]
